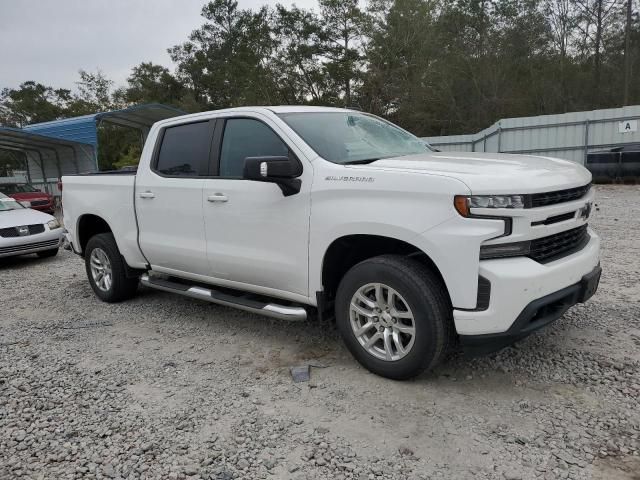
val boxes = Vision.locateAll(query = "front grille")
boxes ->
[0,224,45,238]
[529,183,591,208]
[529,224,589,263]
[0,239,59,255]
[30,200,49,207]
[0,227,19,238]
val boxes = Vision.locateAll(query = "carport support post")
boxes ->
[24,152,32,183]
[36,152,48,193]
[497,124,502,153]
[53,149,63,179]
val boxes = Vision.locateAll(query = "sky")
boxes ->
[0,0,319,91]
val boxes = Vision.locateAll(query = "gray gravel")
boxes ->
[1,185,639,480]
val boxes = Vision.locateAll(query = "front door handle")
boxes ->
[139,191,155,199]
[207,193,228,203]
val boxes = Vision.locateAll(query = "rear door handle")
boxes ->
[138,191,155,199]
[207,193,228,203]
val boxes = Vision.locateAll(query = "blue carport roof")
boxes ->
[23,103,185,147]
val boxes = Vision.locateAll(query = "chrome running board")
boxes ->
[140,274,307,322]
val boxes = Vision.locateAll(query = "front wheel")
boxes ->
[85,233,138,303]
[335,255,452,380]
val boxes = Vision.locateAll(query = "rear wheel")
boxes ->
[85,233,138,303]
[37,248,58,258]
[335,255,452,380]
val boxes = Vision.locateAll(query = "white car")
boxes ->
[61,106,600,379]
[0,193,63,258]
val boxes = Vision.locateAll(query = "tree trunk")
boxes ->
[344,32,351,106]
[623,0,633,105]
[593,0,603,103]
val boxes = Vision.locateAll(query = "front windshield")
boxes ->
[278,112,431,164]
[0,184,38,194]
[0,194,24,211]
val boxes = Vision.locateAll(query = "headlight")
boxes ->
[454,195,524,217]
[47,219,60,230]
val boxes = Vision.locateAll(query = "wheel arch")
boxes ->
[319,234,450,305]
[76,214,113,256]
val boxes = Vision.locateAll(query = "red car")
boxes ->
[0,183,55,214]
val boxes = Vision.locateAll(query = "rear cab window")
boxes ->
[154,121,213,177]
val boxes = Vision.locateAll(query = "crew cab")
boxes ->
[61,106,600,379]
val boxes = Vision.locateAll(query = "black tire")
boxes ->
[85,233,138,303]
[37,248,58,258]
[335,255,452,380]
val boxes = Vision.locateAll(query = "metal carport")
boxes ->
[23,103,185,163]
[0,128,94,194]
[0,104,185,195]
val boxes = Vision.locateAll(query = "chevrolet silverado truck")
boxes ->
[61,106,601,379]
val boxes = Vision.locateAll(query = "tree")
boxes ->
[270,5,331,104]
[169,0,277,109]
[319,0,370,106]
[574,0,621,104]
[119,62,185,106]
[0,81,69,127]
[361,0,440,131]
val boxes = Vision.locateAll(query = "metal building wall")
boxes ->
[423,105,640,164]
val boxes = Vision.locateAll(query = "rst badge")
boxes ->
[17,226,29,236]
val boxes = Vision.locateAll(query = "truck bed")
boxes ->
[62,174,148,269]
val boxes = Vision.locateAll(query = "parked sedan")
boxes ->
[0,183,55,214]
[0,193,63,259]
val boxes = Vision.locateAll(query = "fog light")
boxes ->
[480,241,530,259]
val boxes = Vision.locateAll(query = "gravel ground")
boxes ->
[1,185,639,480]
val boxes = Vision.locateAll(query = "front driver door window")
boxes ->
[219,118,290,178]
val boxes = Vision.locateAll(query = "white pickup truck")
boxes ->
[62,106,601,379]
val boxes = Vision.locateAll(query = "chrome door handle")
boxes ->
[139,191,155,199]
[207,193,228,203]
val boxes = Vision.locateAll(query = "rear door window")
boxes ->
[155,121,213,177]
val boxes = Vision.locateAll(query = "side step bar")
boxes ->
[140,274,307,322]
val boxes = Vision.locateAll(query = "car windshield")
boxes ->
[0,194,24,211]
[278,112,432,164]
[0,183,39,194]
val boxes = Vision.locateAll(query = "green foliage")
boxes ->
[1,0,639,145]
[96,123,142,171]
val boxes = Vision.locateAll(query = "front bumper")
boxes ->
[460,264,601,355]
[453,228,600,336]
[0,230,64,258]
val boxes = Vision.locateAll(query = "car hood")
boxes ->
[0,208,54,229]
[361,152,592,194]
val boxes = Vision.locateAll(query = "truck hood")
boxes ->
[362,152,592,194]
[0,208,54,229]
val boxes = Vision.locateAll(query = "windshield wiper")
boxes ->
[341,158,381,165]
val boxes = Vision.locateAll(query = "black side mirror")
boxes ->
[243,156,302,196]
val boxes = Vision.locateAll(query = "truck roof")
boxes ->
[153,105,358,127]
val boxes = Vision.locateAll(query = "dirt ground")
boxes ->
[1,185,639,480]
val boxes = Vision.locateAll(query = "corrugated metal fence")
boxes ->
[423,105,640,164]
